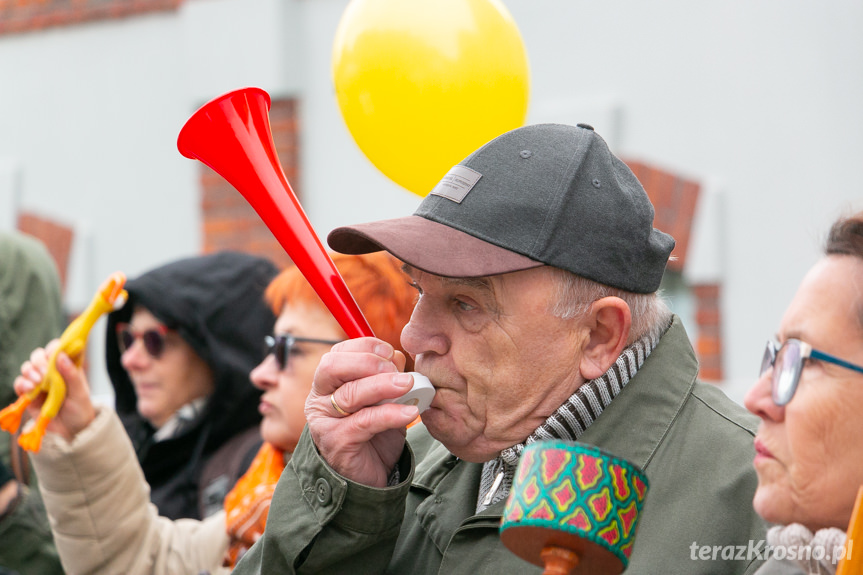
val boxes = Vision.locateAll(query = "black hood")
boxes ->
[105,251,277,459]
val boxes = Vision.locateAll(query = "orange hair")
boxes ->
[264,252,416,371]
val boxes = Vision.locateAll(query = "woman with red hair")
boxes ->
[225,251,415,564]
[14,251,416,575]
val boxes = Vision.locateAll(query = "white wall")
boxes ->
[0,13,196,395]
[0,13,197,288]
[1,0,861,402]
[293,0,423,236]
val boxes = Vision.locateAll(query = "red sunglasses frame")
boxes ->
[116,323,172,359]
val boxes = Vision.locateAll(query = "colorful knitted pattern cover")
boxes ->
[500,440,649,568]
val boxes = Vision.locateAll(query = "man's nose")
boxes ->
[401,301,449,358]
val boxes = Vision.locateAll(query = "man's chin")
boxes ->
[423,412,461,445]
[420,409,445,435]
[422,416,489,462]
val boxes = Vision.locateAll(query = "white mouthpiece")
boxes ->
[378,372,435,413]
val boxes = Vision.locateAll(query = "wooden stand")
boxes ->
[500,525,625,574]
[540,546,580,575]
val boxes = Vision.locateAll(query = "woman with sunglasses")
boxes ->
[103,251,278,522]
[745,211,863,575]
[14,251,415,574]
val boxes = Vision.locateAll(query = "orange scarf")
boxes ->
[223,442,286,567]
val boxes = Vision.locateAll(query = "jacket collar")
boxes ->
[577,315,697,470]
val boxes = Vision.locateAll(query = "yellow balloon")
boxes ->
[332,0,530,197]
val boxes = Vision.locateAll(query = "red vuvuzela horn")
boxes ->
[177,87,374,339]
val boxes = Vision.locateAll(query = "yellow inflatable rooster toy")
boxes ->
[0,272,127,453]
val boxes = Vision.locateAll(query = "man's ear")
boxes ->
[579,297,631,380]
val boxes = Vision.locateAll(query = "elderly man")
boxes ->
[234,123,766,574]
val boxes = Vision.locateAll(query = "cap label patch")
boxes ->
[430,165,482,203]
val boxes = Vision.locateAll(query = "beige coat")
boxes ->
[31,407,230,575]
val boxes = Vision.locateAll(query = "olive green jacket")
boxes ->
[235,317,767,574]
[755,558,809,574]
[0,484,64,575]
[0,231,64,417]
[0,231,65,575]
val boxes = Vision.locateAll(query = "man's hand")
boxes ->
[305,337,419,487]
[13,340,96,442]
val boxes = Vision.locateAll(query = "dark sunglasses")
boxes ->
[760,338,863,406]
[264,334,343,371]
[116,323,172,359]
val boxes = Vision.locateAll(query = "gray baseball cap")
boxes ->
[328,123,675,294]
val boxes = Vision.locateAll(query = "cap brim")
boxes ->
[327,216,544,278]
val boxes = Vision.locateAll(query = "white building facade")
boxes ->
[1,0,861,401]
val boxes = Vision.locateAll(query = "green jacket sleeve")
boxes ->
[0,231,65,412]
[0,483,65,575]
[234,426,414,575]
[0,233,65,575]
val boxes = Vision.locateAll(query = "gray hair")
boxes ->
[547,267,672,344]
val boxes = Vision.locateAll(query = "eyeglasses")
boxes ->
[760,339,863,406]
[264,334,344,371]
[116,323,172,359]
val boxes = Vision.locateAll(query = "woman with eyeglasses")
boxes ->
[745,211,863,575]
[14,251,415,574]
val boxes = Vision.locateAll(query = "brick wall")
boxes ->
[16,211,74,293]
[693,283,723,381]
[200,98,300,271]
[625,160,700,273]
[0,0,182,35]
[16,212,91,374]
[625,159,724,382]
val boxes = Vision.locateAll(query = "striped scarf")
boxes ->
[475,328,662,513]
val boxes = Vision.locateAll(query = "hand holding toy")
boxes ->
[0,272,127,452]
